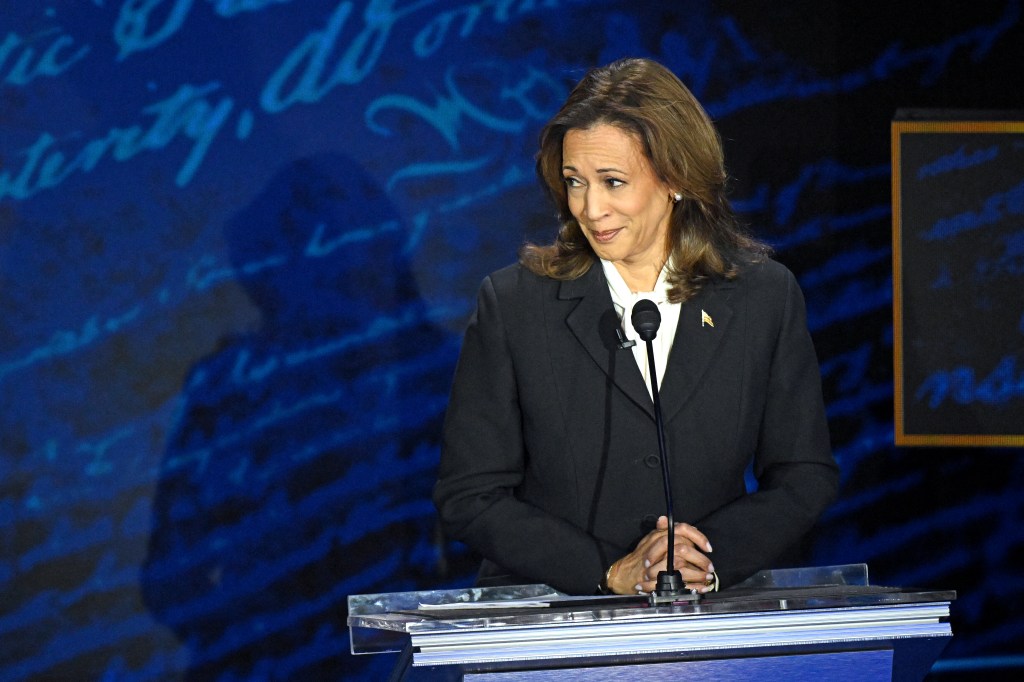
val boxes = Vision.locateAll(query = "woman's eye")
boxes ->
[564,177,582,188]
[605,178,624,188]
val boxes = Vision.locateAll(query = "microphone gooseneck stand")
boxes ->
[630,298,700,605]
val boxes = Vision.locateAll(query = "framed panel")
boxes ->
[892,112,1024,446]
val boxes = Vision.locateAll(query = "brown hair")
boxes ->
[520,58,769,302]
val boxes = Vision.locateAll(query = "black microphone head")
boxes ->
[630,298,661,342]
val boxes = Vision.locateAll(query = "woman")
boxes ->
[433,58,838,596]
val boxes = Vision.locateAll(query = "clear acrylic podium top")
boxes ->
[347,564,956,655]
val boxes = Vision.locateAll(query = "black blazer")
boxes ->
[434,259,838,594]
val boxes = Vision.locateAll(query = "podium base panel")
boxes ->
[462,648,893,680]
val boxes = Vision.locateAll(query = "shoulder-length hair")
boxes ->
[520,58,769,302]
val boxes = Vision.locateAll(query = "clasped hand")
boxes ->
[606,516,715,595]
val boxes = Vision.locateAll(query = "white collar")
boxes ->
[600,258,672,311]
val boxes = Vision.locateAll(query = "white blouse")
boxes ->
[600,258,681,398]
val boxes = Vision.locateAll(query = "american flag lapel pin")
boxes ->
[701,309,714,328]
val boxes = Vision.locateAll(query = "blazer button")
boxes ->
[643,454,660,469]
[641,514,658,532]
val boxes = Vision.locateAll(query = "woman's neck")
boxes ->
[612,259,664,293]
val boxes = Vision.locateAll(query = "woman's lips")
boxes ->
[591,228,623,243]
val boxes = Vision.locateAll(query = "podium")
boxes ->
[348,565,954,681]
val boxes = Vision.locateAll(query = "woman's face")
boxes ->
[562,124,674,272]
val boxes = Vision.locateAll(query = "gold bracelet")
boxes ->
[598,563,616,594]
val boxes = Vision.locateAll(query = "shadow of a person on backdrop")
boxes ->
[141,154,473,679]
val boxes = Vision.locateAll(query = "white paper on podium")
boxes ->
[417,593,562,610]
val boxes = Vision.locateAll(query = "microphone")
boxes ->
[630,299,695,604]
[614,326,636,349]
[630,298,660,341]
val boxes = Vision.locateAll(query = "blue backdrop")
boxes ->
[2,1,1023,679]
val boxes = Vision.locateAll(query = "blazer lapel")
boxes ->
[660,281,735,424]
[560,265,654,417]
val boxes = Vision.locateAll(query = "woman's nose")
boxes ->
[583,189,609,220]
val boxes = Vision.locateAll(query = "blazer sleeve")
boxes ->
[433,273,621,594]
[695,265,839,588]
